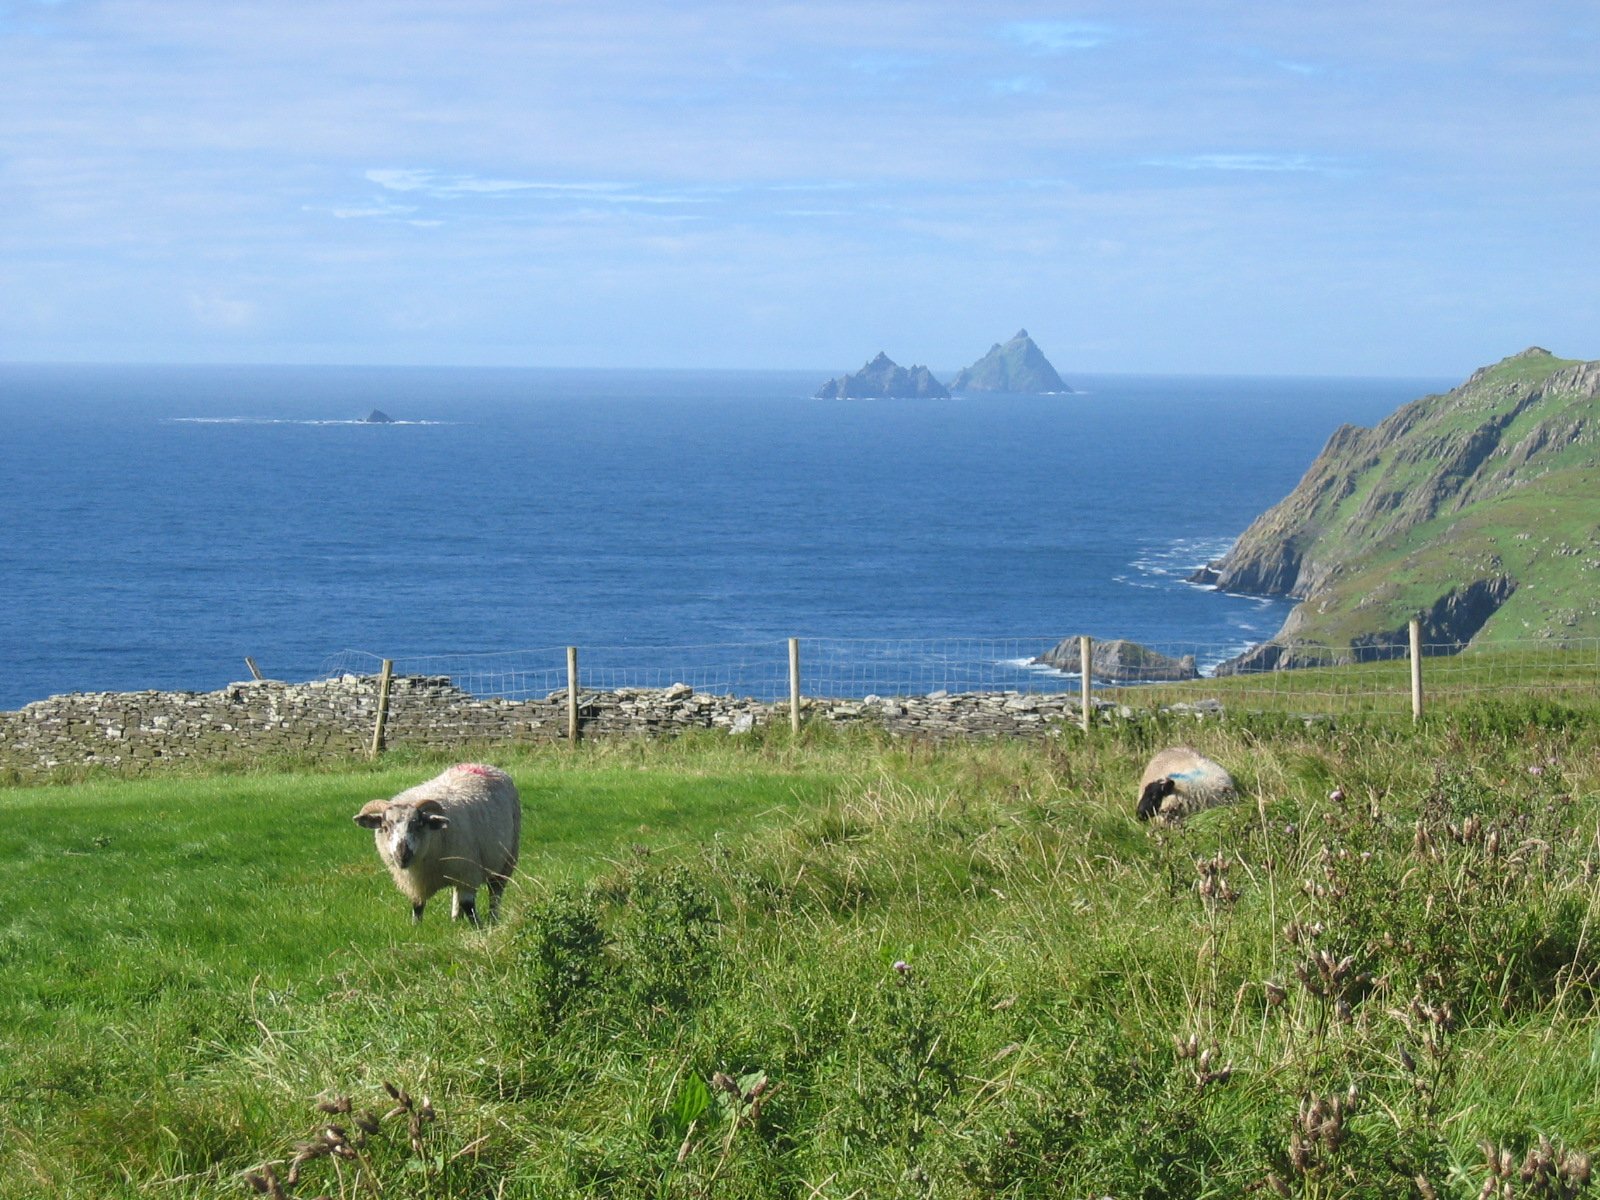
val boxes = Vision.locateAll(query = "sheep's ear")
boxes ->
[416,799,450,831]
[354,800,388,829]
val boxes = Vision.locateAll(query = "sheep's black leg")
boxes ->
[411,902,425,924]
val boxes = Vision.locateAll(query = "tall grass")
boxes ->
[4,712,1600,1196]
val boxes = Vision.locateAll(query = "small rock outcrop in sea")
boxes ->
[948,329,1071,394]
[815,352,950,399]
[362,409,396,424]
[1033,637,1199,682]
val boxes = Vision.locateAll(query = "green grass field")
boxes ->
[1107,643,1600,719]
[5,714,1600,1197]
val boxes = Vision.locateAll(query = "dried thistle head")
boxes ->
[1194,851,1239,906]
[1565,1150,1593,1185]
[1192,1047,1233,1091]
[242,1166,286,1200]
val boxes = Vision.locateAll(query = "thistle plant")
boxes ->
[242,1082,439,1198]
[1478,1136,1593,1199]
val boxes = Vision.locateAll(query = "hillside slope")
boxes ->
[1192,347,1600,670]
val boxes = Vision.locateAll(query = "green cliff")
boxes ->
[1193,347,1600,670]
[947,329,1071,394]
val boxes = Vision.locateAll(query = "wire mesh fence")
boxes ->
[320,634,1600,719]
[320,644,797,703]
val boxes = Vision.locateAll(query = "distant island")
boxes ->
[362,409,396,424]
[815,330,1070,399]
[949,330,1071,394]
[815,352,949,399]
[1193,346,1600,670]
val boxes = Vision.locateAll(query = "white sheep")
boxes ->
[353,763,521,924]
[1136,747,1236,823]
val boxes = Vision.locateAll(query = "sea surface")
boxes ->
[0,363,1453,710]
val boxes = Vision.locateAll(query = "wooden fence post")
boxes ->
[1409,618,1424,722]
[1079,635,1093,733]
[368,658,393,760]
[243,656,264,681]
[789,638,802,734]
[567,646,580,745]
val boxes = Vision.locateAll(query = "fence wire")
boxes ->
[319,636,1600,716]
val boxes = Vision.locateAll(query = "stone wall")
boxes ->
[0,674,1221,781]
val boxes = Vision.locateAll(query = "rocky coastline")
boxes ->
[1192,348,1600,668]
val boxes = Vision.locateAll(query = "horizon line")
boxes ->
[0,356,1465,384]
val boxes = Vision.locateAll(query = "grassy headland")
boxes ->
[1199,347,1600,663]
[4,714,1600,1197]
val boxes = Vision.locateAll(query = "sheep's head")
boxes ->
[354,798,450,868]
[1136,777,1177,822]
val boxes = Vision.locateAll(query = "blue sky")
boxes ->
[2,1,1597,375]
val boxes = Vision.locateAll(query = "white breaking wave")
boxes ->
[1127,535,1237,582]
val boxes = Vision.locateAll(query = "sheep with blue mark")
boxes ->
[1136,747,1236,823]
[354,763,521,924]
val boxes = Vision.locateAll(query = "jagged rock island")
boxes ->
[362,409,396,424]
[1034,637,1198,682]
[1192,347,1600,672]
[815,352,950,399]
[948,329,1072,394]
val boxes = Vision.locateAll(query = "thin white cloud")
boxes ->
[764,181,860,193]
[845,51,936,77]
[363,169,708,206]
[990,75,1046,96]
[1237,45,1326,77]
[1143,153,1338,173]
[317,198,418,220]
[363,168,432,193]
[189,292,256,329]
[998,20,1122,54]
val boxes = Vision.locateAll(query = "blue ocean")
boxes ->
[0,364,1451,710]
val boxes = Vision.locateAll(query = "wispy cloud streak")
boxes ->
[997,20,1123,53]
[1143,153,1345,174]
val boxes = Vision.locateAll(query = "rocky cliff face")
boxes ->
[1198,348,1600,667]
[948,330,1071,394]
[816,352,950,399]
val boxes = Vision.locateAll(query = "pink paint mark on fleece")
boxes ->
[454,763,497,778]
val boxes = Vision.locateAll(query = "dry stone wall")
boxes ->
[0,674,1223,781]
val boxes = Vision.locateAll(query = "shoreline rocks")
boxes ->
[1033,637,1199,682]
